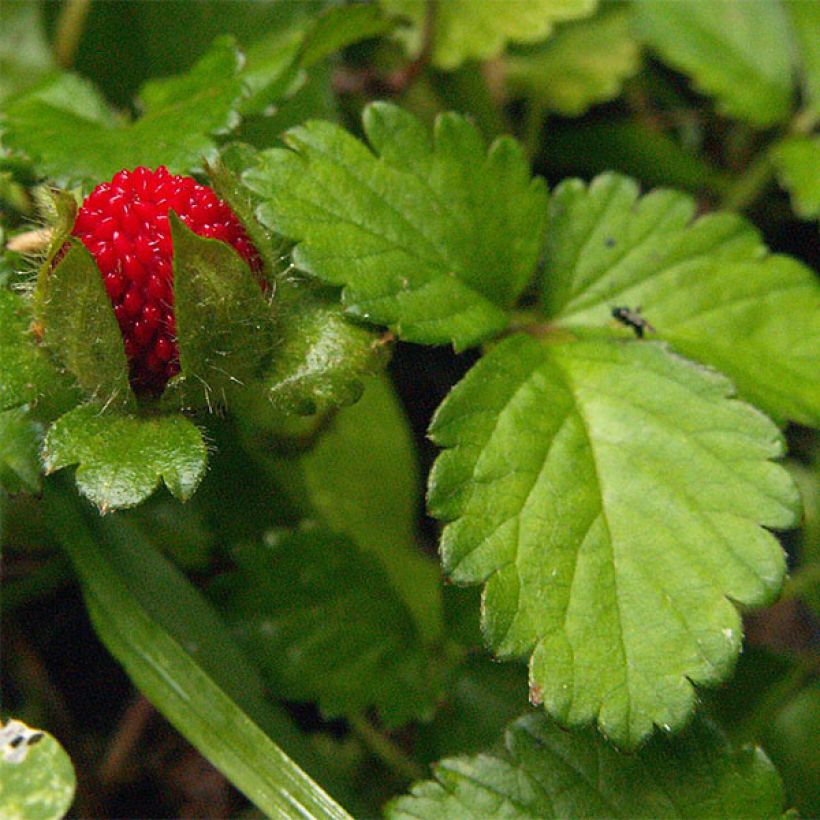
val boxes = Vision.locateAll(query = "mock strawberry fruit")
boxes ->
[62,165,262,394]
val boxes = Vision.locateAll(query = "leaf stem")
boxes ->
[53,0,92,68]
[349,715,425,783]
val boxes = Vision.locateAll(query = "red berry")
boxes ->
[60,165,263,394]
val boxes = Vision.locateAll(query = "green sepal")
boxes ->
[163,212,274,412]
[37,239,134,409]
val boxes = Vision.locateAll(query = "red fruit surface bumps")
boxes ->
[64,166,262,393]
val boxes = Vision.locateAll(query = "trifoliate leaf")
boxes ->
[542,173,820,426]
[505,6,641,117]
[771,136,820,221]
[0,0,55,102]
[380,0,597,70]
[0,407,42,494]
[42,404,207,512]
[635,0,794,127]
[244,102,547,349]
[429,334,799,747]
[0,718,76,820]
[786,0,820,119]
[387,713,785,818]
[215,525,444,728]
[2,37,244,187]
[167,213,274,412]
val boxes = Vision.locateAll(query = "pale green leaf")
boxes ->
[0,1,55,102]
[635,0,794,127]
[42,404,208,512]
[542,173,820,426]
[0,719,76,820]
[387,713,784,818]
[0,407,41,494]
[771,135,820,220]
[380,0,597,70]
[244,103,547,349]
[215,525,445,728]
[786,0,820,119]
[429,334,799,746]
[505,6,641,116]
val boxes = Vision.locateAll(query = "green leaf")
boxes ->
[46,483,351,820]
[771,135,820,220]
[429,334,799,747]
[542,173,820,426]
[215,525,445,728]
[244,103,547,349]
[505,6,641,117]
[786,0,820,120]
[0,1,55,102]
[0,718,76,820]
[2,37,244,187]
[39,240,133,408]
[0,407,41,494]
[635,0,794,127]
[42,404,208,512]
[380,0,597,70]
[387,713,785,818]
[167,212,274,411]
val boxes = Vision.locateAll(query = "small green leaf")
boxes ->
[505,6,641,117]
[39,241,133,408]
[387,713,785,818]
[215,525,445,728]
[168,212,274,411]
[771,136,820,221]
[0,0,55,102]
[429,334,799,747]
[380,0,597,70]
[542,173,820,426]
[42,404,207,512]
[244,103,547,349]
[0,407,42,494]
[0,718,76,820]
[785,0,820,120]
[299,3,392,69]
[635,0,794,127]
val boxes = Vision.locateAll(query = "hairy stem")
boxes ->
[349,716,425,783]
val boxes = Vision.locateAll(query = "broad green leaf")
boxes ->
[786,0,820,119]
[505,7,641,117]
[635,0,794,127]
[542,173,820,426]
[0,1,55,102]
[0,719,75,820]
[214,525,445,728]
[0,408,41,494]
[167,213,274,411]
[380,0,597,70]
[771,136,820,220]
[429,334,799,747]
[2,37,244,187]
[387,713,785,818]
[244,102,547,349]
[46,483,351,820]
[39,241,133,408]
[244,376,443,645]
[42,404,207,512]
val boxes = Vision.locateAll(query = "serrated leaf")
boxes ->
[542,173,820,426]
[387,713,784,819]
[380,0,597,70]
[215,525,444,728]
[244,102,547,349]
[2,37,244,187]
[505,6,641,117]
[0,1,55,102]
[42,404,207,512]
[167,212,274,410]
[771,135,820,221]
[635,0,794,127]
[0,719,76,820]
[429,334,799,747]
[0,407,42,494]
[39,240,133,408]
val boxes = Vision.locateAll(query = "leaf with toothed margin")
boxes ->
[243,102,547,350]
[42,404,208,512]
[165,212,274,411]
[428,333,800,748]
[542,173,820,427]
[387,713,785,818]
